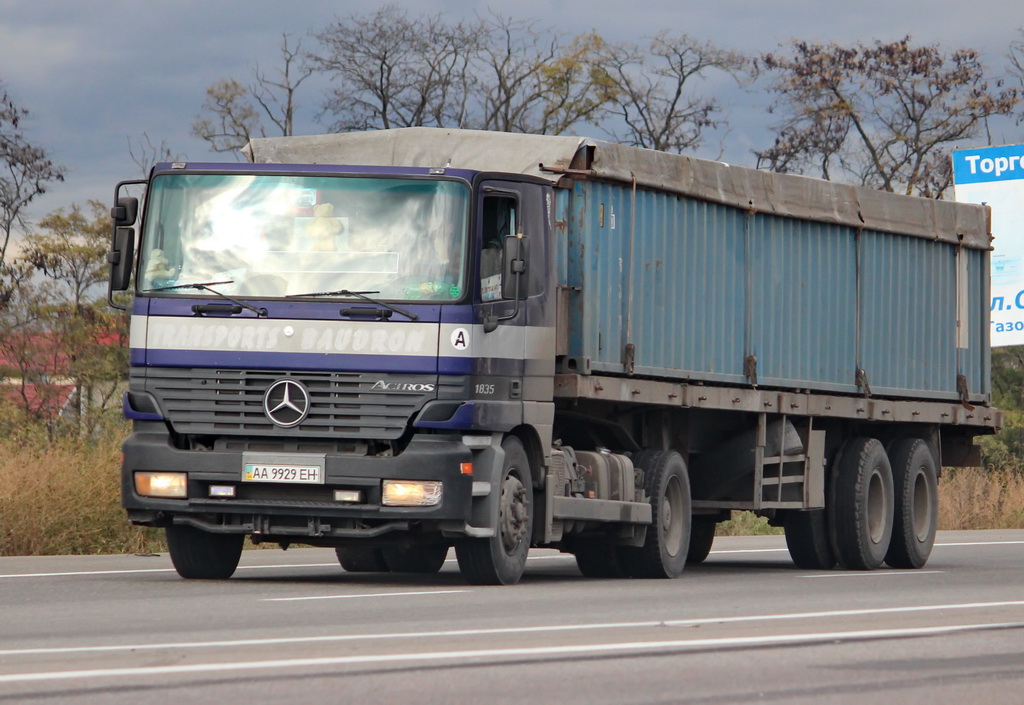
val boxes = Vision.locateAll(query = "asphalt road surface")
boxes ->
[1,529,1023,704]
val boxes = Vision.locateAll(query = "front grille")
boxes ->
[136,367,465,440]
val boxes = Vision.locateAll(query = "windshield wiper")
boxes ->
[287,289,419,321]
[146,280,269,318]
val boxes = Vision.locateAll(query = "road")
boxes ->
[1,530,1023,704]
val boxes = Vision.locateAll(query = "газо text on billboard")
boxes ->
[953,144,1024,347]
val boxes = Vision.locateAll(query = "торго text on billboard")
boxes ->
[953,144,1024,347]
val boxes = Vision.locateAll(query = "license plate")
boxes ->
[243,463,324,484]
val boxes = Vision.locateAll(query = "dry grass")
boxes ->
[0,428,164,556]
[937,466,1024,530]
[1,423,1023,554]
[717,466,1024,537]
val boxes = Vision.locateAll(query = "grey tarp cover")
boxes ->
[244,127,991,250]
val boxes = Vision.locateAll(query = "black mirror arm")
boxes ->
[483,236,524,334]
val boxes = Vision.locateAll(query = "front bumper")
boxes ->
[122,426,475,540]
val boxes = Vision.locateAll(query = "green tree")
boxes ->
[757,37,1018,197]
[20,201,108,306]
[1,202,128,436]
[0,260,66,429]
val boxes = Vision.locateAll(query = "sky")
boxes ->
[1,0,1022,234]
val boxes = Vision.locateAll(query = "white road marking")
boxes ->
[0,563,338,579]
[0,539,1018,580]
[264,589,468,602]
[935,540,1024,547]
[801,570,946,579]
[1,622,1021,685]
[0,568,175,579]
[2,600,1023,657]
[0,554,568,580]
[709,540,1024,556]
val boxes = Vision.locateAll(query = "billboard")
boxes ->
[953,144,1024,347]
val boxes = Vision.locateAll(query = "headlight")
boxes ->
[382,480,442,507]
[134,472,188,498]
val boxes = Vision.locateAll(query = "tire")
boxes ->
[165,525,244,580]
[784,509,836,569]
[829,437,894,570]
[574,537,628,578]
[687,516,716,564]
[455,436,533,585]
[885,438,939,569]
[382,543,449,574]
[618,450,690,579]
[336,546,390,572]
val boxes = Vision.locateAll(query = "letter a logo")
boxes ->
[450,328,469,351]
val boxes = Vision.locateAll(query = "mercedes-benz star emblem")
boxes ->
[263,379,311,428]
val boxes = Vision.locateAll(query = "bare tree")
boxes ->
[127,132,180,176]
[594,32,749,153]
[192,78,260,154]
[1010,26,1024,124]
[757,37,1018,197]
[193,33,313,155]
[251,34,314,138]
[0,87,65,267]
[472,15,612,135]
[311,5,478,131]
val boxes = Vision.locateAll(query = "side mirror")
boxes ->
[500,234,528,300]
[111,196,139,227]
[108,226,135,293]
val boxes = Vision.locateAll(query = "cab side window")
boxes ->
[480,195,517,301]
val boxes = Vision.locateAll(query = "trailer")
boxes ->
[109,128,1000,584]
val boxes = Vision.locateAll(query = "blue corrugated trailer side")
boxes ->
[561,180,989,403]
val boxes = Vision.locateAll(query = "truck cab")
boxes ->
[113,161,560,584]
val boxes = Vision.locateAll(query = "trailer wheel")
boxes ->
[573,538,628,578]
[336,547,390,572]
[885,438,938,569]
[829,437,894,570]
[165,525,244,580]
[687,516,716,564]
[784,509,836,569]
[383,543,449,574]
[618,450,690,578]
[455,436,533,585]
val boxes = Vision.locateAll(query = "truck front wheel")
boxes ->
[165,525,244,580]
[336,547,390,572]
[383,543,449,574]
[456,436,533,585]
[618,450,690,578]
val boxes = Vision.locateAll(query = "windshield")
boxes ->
[138,172,469,301]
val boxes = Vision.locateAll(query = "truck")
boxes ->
[108,127,1001,585]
